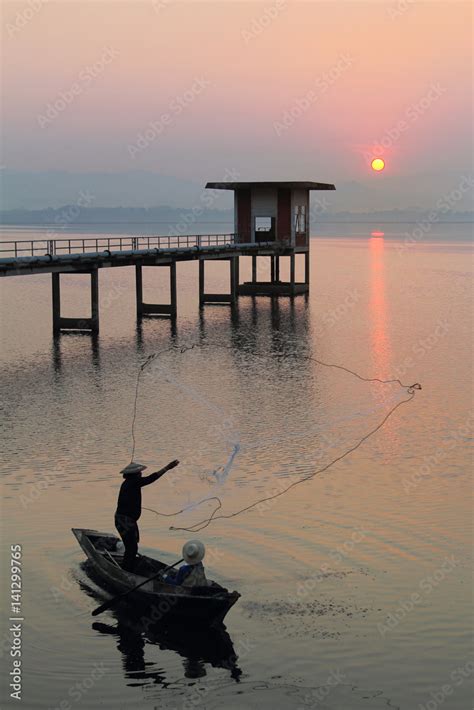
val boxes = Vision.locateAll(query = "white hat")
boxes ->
[182,539,205,565]
[120,462,147,476]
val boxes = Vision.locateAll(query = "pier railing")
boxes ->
[0,233,236,259]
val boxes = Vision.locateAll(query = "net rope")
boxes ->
[129,342,421,533]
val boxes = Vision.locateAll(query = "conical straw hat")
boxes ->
[120,462,147,475]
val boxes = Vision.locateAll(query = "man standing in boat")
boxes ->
[115,460,179,572]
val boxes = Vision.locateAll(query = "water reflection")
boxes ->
[92,615,241,683]
[51,332,101,375]
[194,296,310,359]
[369,237,400,452]
[49,295,311,378]
[78,567,242,689]
[369,237,391,376]
[135,316,178,352]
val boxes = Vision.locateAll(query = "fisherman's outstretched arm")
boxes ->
[140,459,179,486]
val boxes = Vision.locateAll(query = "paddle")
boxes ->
[91,558,184,617]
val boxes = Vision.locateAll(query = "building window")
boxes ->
[294,205,306,234]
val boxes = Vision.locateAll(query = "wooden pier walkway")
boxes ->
[0,234,310,334]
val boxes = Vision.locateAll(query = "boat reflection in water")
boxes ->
[78,562,242,686]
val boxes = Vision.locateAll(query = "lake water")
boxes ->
[0,224,472,710]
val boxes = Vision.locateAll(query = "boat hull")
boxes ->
[72,528,240,625]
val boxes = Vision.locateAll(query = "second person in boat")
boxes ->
[165,540,210,587]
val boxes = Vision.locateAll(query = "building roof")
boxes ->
[205,181,336,191]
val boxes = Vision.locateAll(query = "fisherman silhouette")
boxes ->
[115,460,179,572]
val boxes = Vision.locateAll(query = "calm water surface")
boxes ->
[0,226,472,710]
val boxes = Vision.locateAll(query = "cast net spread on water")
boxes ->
[127,342,421,533]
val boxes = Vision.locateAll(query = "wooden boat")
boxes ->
[72,528,240,626]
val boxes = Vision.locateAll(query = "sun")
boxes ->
[371,157,385,172]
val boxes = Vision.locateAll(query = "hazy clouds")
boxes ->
[1,1,472,210]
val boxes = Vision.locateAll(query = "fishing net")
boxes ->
[127,343,420,532]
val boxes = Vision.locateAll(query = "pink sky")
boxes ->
[1,1,472,193]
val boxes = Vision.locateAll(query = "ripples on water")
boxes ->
[0,231,472,709]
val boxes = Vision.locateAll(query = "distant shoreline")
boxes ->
[1,221,473,227]
[1,210,473,227]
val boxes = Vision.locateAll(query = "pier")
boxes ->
[0,180,335,334]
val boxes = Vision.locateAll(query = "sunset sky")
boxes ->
[1,1,472,209]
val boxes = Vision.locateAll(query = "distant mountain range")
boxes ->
[1,169,472,222]
[0,205,232,226]
[0,170,208,210]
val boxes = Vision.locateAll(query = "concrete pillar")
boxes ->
[290,254,296,295]
[199,259,205,308]
[238,250,307,297]
[51,269,100,334]
[199,257,237,305]
[135,265,143,316]
[234,256,240,290]
[52,273,61,335]
[136,263,177,319]
[304,251,310,285]
[90,268,99,334]
[170,260,177,319]
[230,257,238,305]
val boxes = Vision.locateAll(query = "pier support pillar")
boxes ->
[290,254,296,295]
[251,255,257,283]
[135,263,177,319]
[238,251,308,297]
[135,264,143,316]
[269,255,281,283]
[235,256,240,293]
[51,269,99,335]
[230,257,238,305]
[199,257,238,306]
[199,260,205,308]
[304,251,310,285]
[170,260,177,317]
[52,272,61,335]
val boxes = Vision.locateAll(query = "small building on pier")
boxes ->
[206,180,335,247]
[205,180,335,295]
